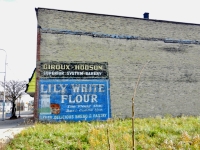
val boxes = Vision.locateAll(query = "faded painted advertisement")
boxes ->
[39,79,111,121]
[40,62,108,79]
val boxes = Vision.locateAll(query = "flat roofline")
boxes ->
[35,7,200,26]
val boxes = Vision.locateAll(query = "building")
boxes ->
[0,94,12,112]
[26,7,200,121]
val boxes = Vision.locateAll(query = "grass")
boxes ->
[2,115,200,150]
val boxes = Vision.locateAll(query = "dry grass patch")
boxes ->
[2,116,200,150]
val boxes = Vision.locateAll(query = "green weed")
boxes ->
[2,116,200,150]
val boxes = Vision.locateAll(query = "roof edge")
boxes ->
[35,7,200,26]
[25,68,36,93]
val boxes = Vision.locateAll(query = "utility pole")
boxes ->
[18,96,21,118]
[0,49,7,121]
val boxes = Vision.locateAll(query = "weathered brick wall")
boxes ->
[36,8,200,118]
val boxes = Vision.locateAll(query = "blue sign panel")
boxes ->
[39,79,111,122]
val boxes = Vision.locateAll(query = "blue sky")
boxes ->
[0,0,200,82]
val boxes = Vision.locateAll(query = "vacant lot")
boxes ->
[3,116,200,150]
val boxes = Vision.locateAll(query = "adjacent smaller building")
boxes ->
[0,99,12,112]
[25,68,36,98]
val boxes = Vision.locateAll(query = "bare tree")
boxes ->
[0,80,27,119]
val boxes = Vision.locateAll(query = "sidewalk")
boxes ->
[0,112,34,147]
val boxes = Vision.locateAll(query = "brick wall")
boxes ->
[35,8,200,118]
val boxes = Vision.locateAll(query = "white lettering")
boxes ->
[85,72,102,76]
[53,84,60,93]
[61,94,98,103]
[41,84,47,93]
[68,95,74,103]
[71,84,80,92]
[81,84,87,92]
[71,84,104,93]
[48,84,51,93]
[41,84,68,94]
[99,84,105,92]
[93,114,107,118]
[59,84,67,93]
[83,94,90,102]
[76,95,82,103]
[61,95,68,103]
[91,94,98,102]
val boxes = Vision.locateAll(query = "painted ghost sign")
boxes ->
[40,62,108,79]
[38,61,111,122]
[39,79,111,121]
